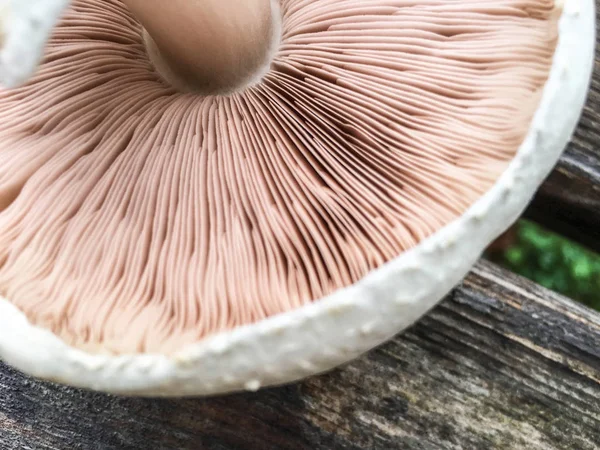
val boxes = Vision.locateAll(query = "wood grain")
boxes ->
[1,261,599,450]
[526,17,600,251]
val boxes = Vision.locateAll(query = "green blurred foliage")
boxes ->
[498,221,600,311]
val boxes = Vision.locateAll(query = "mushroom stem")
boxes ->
[121,0,277,93]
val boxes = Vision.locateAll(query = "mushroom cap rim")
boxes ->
[0,0,594,397]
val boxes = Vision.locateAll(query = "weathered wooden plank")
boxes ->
[526,23,600,251]
[1,261,599,450]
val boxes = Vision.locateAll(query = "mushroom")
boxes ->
[0,0,594,396]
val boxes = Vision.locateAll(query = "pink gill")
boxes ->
[0,0,558,354]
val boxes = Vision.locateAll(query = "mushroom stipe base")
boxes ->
[139,0,282,95]
[0,0,595,396]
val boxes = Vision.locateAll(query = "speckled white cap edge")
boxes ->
[0,0,595,396]
[0,0,71,87]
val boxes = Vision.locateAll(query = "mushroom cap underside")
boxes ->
[0,0,594,395]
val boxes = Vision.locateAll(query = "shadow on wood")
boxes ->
[527,14,600,252]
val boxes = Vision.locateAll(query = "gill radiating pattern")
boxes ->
[0,0,558,354]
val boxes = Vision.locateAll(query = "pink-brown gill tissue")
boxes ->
[0,0,558,354]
